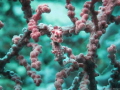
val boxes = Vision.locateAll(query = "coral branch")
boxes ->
[0,21,4,29]
[28,4,51,42]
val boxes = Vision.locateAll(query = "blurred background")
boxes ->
[0,0,120,90]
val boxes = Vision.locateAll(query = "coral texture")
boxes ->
[0,0,120,90]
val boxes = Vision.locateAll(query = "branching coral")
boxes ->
[0,0,120,90]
